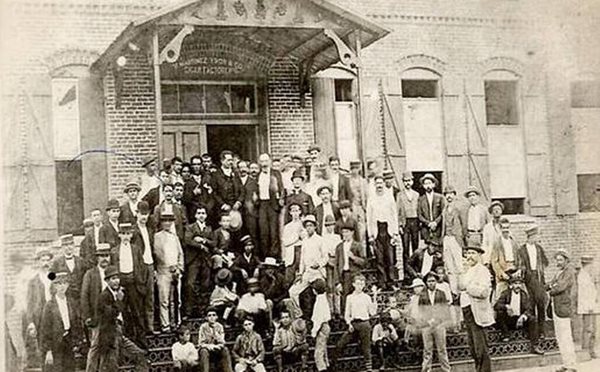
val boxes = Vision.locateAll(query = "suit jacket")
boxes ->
[111,239,149,292]
[119,201,138,224]
[285,190,315,222]
[549,264,576,318]
[494,289,534,319]
[25,274,47,331]
[50,255,86,305]
[97,287,124,352]
[462,263,495,327]
[142,186,161,213]
[490,236,520,281]
[334,216,361,242]
[331,173,353,202]
[407,249,444,279]
[99,220,120,249]
[212,168,244,209]
[314,202,341,235]
[241,176,259,217]
[459,204,490,241]
[441,203,464,246]
[40,296,82,354]
[131,222,155,262]
[79,232,97,270]
[417,289,451,327]
[397,188,420,227]
[232,254,260,278]
[333,240,366,283]
[80,266,104,326]
[517,243,549,293]
[183,222,215,267]
[256,169,284,211]
[417,192,444,241]
[182,176,216,223]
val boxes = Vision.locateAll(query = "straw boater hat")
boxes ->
[95,243,111,256]
[260,257,280,268]
[419,173,437,185]
[160,211,176,221]
[340,221,356,231]
[124,181,141,193]
[302,214,317,227]
[505,268,524,283]
[49,271,69,283]
[349,160,362,169]
[443,186,457,195]
[383,170,395,180]
[246,277,260,288]
[488,200,504,213]
[324,215,336,226]
[464,185,480,198]
[215,268,233,285]
[409,278,425,288]
[240,235,254,247]
[581,255,594,265]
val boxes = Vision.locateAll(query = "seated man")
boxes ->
[494,269,544,355]
[258,257,288,316]
[210,268,239,323]
[198,307,233,372]
[231,235,261,294]
[236,278,272,335]
[272,310,309,372]
[232,316,266,372]
[406,240,444,281]
[372,312,400,371]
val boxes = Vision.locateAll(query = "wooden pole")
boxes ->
[152,29,163,162]
[354,30,367,173]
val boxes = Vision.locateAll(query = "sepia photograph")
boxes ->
[1,0,599,371]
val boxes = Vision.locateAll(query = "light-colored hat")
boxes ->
[229,210,243,231]
[489,200,504,213]
[409,278,425,288]
[419,173,437,185]
[525,224,539,237]
[60,234,75,246]
[95,243,111,256]
[124,181,141,193]
[260,257,280,267]
[302,214,317,227]
[464,185,480,197]
[402,171,414,180]
[555,249,569,260]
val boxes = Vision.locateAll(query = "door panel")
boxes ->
[182,132,201,160]
[163,132,177,161]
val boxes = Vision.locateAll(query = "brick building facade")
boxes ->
[2,0,600,292]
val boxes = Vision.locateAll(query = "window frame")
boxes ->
[51,77,81,160]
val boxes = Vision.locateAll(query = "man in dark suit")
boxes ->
[494,270,543,354]
[328,156,353,204]
[99,198,121,250]
[547,249,577,371]
[81,244,111,372]
[142,169,172,213]
[407,240,444,281]
[285,170,314,223]
[80,218,98,270]
[24,248,54,357]
[256,153,284,259]
[97,266,149,372]
[183,155,215,224]
[51,234,86,313]
[418,272,451,372]
[517,224,549,341]
[334,200,360,242]
[238,160,259,245]
[314,185,341,236]
[212,150,244,213]
[119,182,141,224]
[40,272,83,372]
[152,183,187,241]
[417,173,444,243]
[333,222,367,313]
[183,205,215,318]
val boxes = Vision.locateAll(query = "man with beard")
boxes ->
[120,182,141,224]
[132,201,156,334]
[256,153,284,259]
[417,173,444,244]
[153,183,187,241]
[239,160,259,245]
[212,150,244,213]
[441,186,464,294]
[397,171,421,283]
[328,156,352,204]
[51,234,86,315]
[183,155,215,224]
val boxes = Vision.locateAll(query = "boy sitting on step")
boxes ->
[171,325,198,372]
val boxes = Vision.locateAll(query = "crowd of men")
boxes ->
[5,144,599,372]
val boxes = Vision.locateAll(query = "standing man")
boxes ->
[132,201,156,335]
[347,160,368,243]
[183,154,215,223]
[459,245,494,372]
[417,174,444,244]
[314,185,341,236]
[328,156,353,204]
[383,170,400,200]
[212,150,244,213]
[99,199,121,250]
[239,160,259,245]
[419,272,451,372]
[81,244,111,372]
[256,153,284,259]
[459,186,489,252]
[367,175,400,289]
[441,185,464,295]
[517,224,549,341]
[51,234,86,313]
[578,255,598,358]
[142,169,173,213]
[481,201,504,265]
[139,156,159,200]
[397,171,421,283]
[120,182,141,224]
[152,183,187,241]
[334,222,367,314]
[547,249,577,372]
[285,170,314,222]
[490,218,519,302]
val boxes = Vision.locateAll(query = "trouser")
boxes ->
[284,246,302,288]
[553,311,576,369]
[273,343,309,372]
[374,338,397,368]
[199,347,233,372]
[234,361,266,372]
[157,272,179,329]
[244,212,260,257]
[257,201,280,259]
[526,278,546,340]
[43,334,75,372]
[339,271,353,315]
[314,322,330,371]
[141,264,155,332]
[326,265,340,315]
[335,320,372,371]
[289,271,323,318]
[462,306,491,372]
[98,324,148,372]
[85,326,100,372]
[582,313,597,355]
[443,235,463,294]
[496,310,537,346]
[402,218,420,275]
[375,222,396,287]
[120,273,145,346]
[183,260,211,317]
[421,325,451,372]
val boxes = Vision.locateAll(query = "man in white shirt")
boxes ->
[578,255,598,358]
[133,201,157,334]
[256,153,284,259]
[289,215,327,318]
[139,156,160,200]
[367,175,400,289]
[328,156,352,203]
[481,201,503,265]
[490,218,519,302]
[459,186,490,252]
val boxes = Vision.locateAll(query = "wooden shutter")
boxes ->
[523,76,553,215]
[311,77,337,157]
[361,77,383,160]
[465,77,491,201]
[442,75,469,193]
[381,77,406,178]
[3,74,57,242]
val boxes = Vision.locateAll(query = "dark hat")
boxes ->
[340,221,356,231]
[118,222,133,233]
[287,201,303,211]
[240,235,254,247]
[402,171,414,180]
[423,271,438,282]
[427,239,441,248]
[525,224,539,237]
[215,268,233,285]
[60,234,74,246]
[83,218,94,228]
[160,212,176,221]
[307,144,321,153]
[162,182,174,190]
[124,181,141,193]
[465,245,485,254]
[383,170,395,179]
[302,214,317,227]
[316,184,333,196]
[419,173,437,185]
[489,200,504,213]
[104,266,119,280]
[324,215,336,226]
[95,243,111,256]
[338,199,352,210]
[242,314,255,323]
[106,198,120,211]
[141,156,157,168]
[246,277,260,288]
[137,200,150,215]
[581,255,594,264]
[349,160,362,169]
[311,278,327,294]
[507,268,524,283]
[464,185,480,197]
[291,170,305,181]
[443,186,457,195]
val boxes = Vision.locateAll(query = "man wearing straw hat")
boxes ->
[397,171,421,279]
[417,173,444,244]
[120,181,142,224]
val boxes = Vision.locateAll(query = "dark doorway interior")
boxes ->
[411,171,443,195]
[207,125,258,164]
[56,160,84,234]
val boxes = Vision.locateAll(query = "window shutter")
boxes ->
[442,76,469,193]
[361,77,384,160]
[465,77,491,200]
[523,77,552,216]
[381,77,406,178]
[2,74,57,241]
[311,77,337,157]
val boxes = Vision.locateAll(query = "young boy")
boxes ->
[198,307,233,372]
[434,265,461,331]
[371,312,399,371]
[281,203,305,286]
[210,268,239,323]
[236,278,271,335]
[213,213,233,269]
[231,235,261,294]
[311,279,331,372]
[232,316,266,372]
[334,274,378,372]
[272,310,309,372]
[172,326,198,371]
